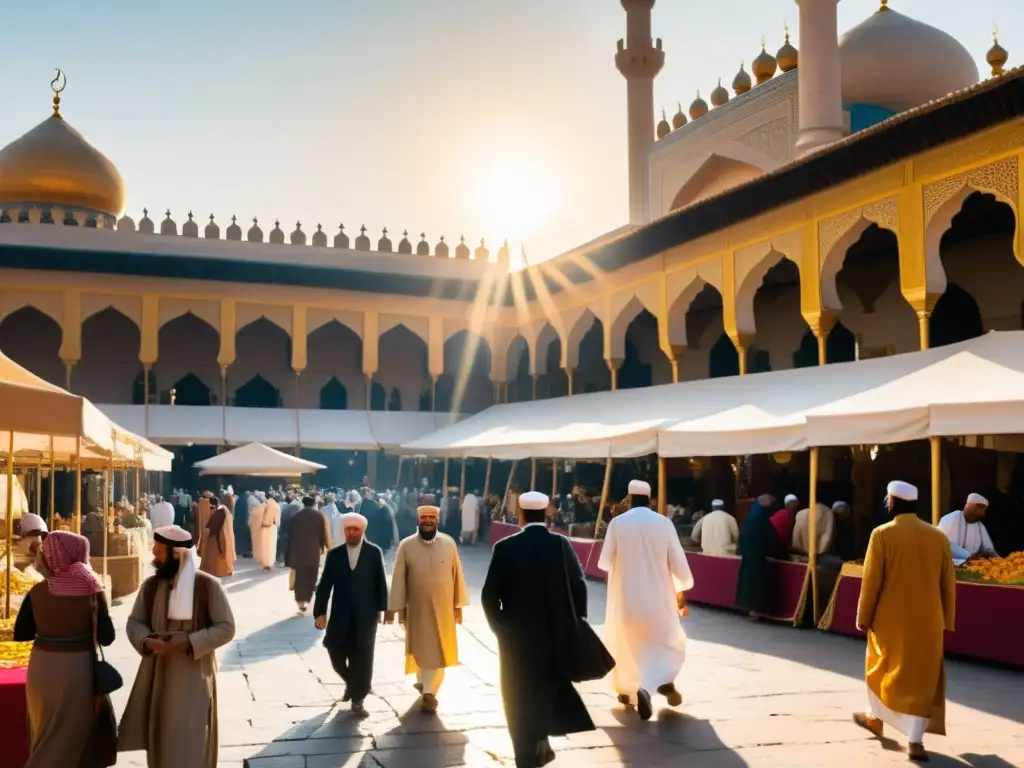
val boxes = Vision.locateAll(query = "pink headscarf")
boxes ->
[42,531,104,598]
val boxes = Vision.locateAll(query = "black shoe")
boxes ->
[536,738,556,766]
[657,682,682,707]
[636,688,653,721]
[351,700,367,716]
[341,687,352,702]
[414,681,424,694]
[421,694,438,714]
[617,693,631,707]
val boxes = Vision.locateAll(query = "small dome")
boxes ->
[0,108,126,217]
[455,236,470,260]
[671,103,687,130]
[435,235,449,258]
[752,42,777,84]
[398,229,412,254]
[840,6,979,114]
[354,225,371,251]
[656,110,671,139]
[290,222,306,245]
[247,218,264,242]
[987,31,1009,77]
[182,211,198,238]
[139,209,154,234]
[777,29,798,72]
[160,210,177,236]
[689,91,708,120]
[116,214,135,233]
[710,79,729,107]
[733,63,752,95]
[334,224,350,249]
[378,227,393,252]
[204,214,220,239]
[226,216,242,241]
[312,224,327,247]
[474,238,489,262]
[416,232,430,256]
[269,221,285,244]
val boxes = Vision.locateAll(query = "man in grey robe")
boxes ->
[119,525,236,768]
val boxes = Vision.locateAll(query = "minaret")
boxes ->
[794,0,845,156]
[616,0,664,225]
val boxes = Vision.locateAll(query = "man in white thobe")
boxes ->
[598,479,694,721]
[690,499,738,556]
[251,492,280,570]
[323,493,343,549]
[460,493,480,545]
[792,502,835,557]
[149,495,175,531]
[938,492,997,565]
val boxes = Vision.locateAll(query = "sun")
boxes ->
[474,157,558,244]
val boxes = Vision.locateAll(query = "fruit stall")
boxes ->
[818,555,1024,666]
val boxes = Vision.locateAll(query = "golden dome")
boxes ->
[656,110,671,139]
[0,81,125,217]
[733,62,752,95]
[752,40,778,84]
[689,91,709,120]
[671,103,687,130]
[777,27,798,72]
[710,78,729,107]
[987,27,1008,77]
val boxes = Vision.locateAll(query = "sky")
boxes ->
[1,1,1019,265]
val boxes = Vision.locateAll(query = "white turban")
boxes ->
[154,525,197,622]
[628,480,651,496]
[340,511,367,530]
[519,491,549,510]
[966,493,989,507]
[711,499,725,510]
[784,494,798,504]
[20,512,47,535]
[887,480,918,502]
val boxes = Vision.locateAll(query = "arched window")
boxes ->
[168,373,211,406]
[234,375,281,408]
[930,284,984,349]
[320,378,348,410]
[370,381,387,411]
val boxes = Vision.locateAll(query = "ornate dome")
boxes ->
[777,29,798,72]
[656,110,671,139]
[732,63,752,95]
[752,43,777,84]
[0,112,126,217]
[987,30,1009,77]
[689,91,709,120]
[710,79,730,107]
[840,5,979,114]
[671,103,687,130]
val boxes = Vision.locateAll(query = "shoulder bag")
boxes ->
[559,539,616,682]
[91,595,123,696]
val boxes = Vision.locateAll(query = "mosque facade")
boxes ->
[0,1,1020,490]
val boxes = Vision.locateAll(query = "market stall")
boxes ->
[192,441,327,477]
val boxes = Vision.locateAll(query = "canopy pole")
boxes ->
[551,459,558,499]
[459,458,467,500]
[48,436,56,531]
[501,460,517,522]
[35,461,42,517]
[530,457,537,491]
[73,438,82,534]
[4,431,14,619]
[593,457,613,540]
[395,456,405,487]
[808,446,820,624]
[103,458,111,589]
[482,457,492,500]
[930,436,941,525]
[657,456,667,515]
[441,457,449,496]
[135,466,141,520]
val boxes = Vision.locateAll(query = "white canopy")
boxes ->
[192,442,327,477]
[403,332,1024,459]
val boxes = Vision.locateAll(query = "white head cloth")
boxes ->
[628,479,651,496]
[154,525,197,622]
[711,499,725,510]
[784,494,798,504]
[519,491,549,510]
[966,492,989,507]
[345,491,360,509]
[887,480,918,502]
[20,512,47,534]
[340,511,368,530]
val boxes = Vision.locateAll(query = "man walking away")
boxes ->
[598,479,693,720]
[854,480,956,762]
[314,510,387,715]
[285,496,328,614]
[460,492,480,545]
[482,491,594,767]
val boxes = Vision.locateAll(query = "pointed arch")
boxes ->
[0,305,63,386]
[155,313,220,406]
[320,378,348,410]
[378,324,429,415]
[444,329,492,414]
[78,307,142,403]
[608,295,645,360]
[562,308,597,370]
[929,284,983,349]
[532,323,560,376]
[169,372,211,406]
[709,332,739,378]
[670,154,766,211]
[735,248,800,336]
[234,374,281,409]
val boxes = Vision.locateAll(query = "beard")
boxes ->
[154,555,181,581]
[418,525,437,541]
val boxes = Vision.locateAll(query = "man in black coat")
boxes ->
[313,509,388,715]
[482,490,595,767]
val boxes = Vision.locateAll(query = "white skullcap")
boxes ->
[20,512,47,534]
[966,493,989,506]
[154,525,194,548]
[417,505,441,518]
[519,491,550,511]
[628,480,651,496]
[711,499,725,510]
[784,494,798,504]
[832,500,849,510]
[887,480,918,502]
[340,511,367,530]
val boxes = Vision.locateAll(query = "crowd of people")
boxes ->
[9,469,989,766]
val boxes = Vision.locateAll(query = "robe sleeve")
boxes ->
[820,508,835,556]
[856,528,885,632]
[188,578,236,661]
[451,542,470,608]
[940,542,957,632]
[980,523,997,557]
[936,513,956,544]
[690,516,704,545]
[223,514,236,572]
[597,519,616,573]
[12,591,36,641]
[322,513,332,551]
[96,593,116,647]
[374,547,389,613]
[561,537,588,620]
[481,542,503,634]
[126,583,155,655]
[667,525,694,592]
[728,515,739,547]
[313,551,336,619]
[388,541,408,613]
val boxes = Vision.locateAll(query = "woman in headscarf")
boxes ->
[735,494,781,621]
[14,531,117,767]
[198,502,236,577]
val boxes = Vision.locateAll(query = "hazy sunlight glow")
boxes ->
[475,159,558,246]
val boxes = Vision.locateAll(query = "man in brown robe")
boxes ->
[854,480,956,762]
[285,496,328,613]
[386,504,469,714]
[119,525,236,768]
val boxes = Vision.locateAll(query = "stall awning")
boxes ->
[193,442,326,477]
[369,411,459,450]
[298,410,377,451]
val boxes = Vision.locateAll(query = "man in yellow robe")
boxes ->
[386,504,470,714]
[854,480,956,762]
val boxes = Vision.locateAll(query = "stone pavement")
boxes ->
[101,545,1024,767]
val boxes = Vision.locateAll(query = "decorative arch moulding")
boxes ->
[818,196,900,263]
[923,155,1019,227]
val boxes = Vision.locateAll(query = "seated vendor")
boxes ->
[938,492,997,565]
[14,512,47,558]
[791,502,833,558]
[691,499,739,556]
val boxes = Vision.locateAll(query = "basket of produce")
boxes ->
[0,640,31,668]
[957,551,1024,586]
